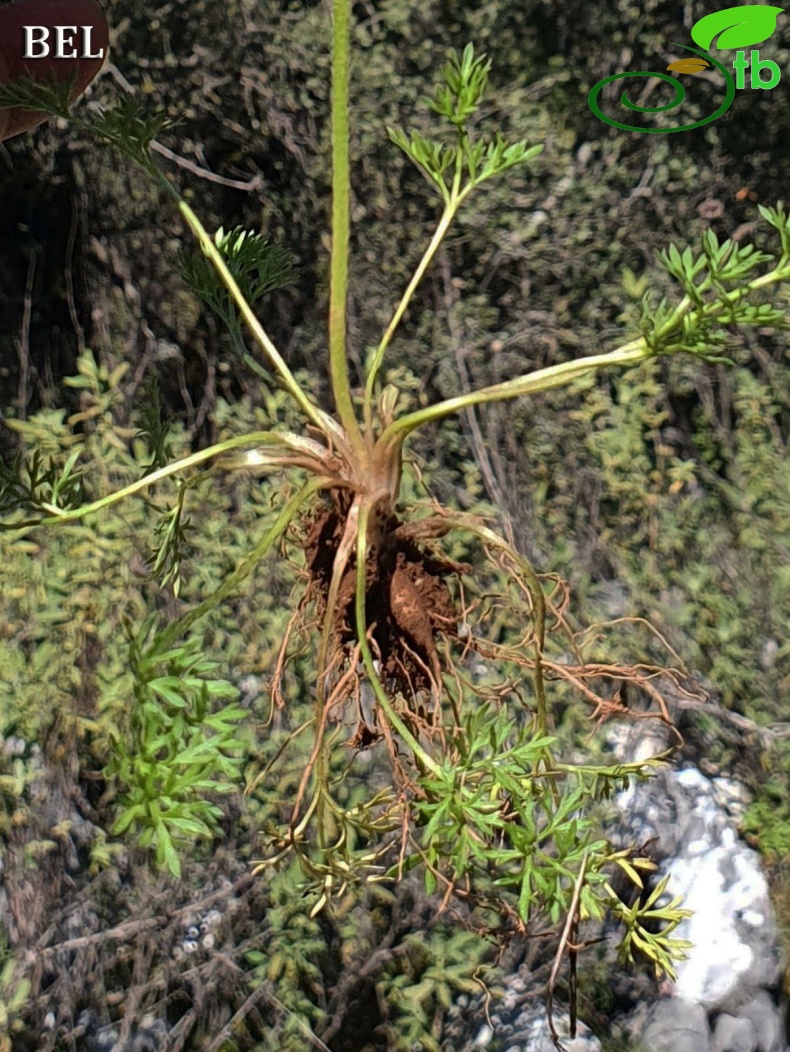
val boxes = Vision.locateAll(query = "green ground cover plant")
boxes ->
[3,0,790,1045]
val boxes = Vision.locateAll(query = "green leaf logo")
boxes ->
[691,5,783,50]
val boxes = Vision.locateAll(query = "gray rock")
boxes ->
[665,828,782,1007]
[712,1013,757,1052]
[641,998,711,1052]
[711,1014,761,1052]
[519,1006,602,1052]
[710,778,752,821]
[612,755,783,1014]
[590,580,630,619]
[448,994,602,1052]
[737,991,785,1052]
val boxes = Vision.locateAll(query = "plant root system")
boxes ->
[302,491,469,702]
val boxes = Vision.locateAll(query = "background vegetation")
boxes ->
[1,0,789,1048]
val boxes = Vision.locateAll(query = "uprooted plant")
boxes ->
[4,0,790,1040]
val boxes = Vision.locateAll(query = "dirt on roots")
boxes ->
[302,491,468,701]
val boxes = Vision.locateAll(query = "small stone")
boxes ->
[711,1013,756,1052]
[200,909,222,931]
[698,198,725,219]
[737,991,783,1052]
[473,1023,493,1047]
[641,998,711,1052]
[93,1028,119,1052]
[759,639,778,669]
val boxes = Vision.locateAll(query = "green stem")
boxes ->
[355,501,442,775]
[653,296,692,342]
[379,255,790,448]
[363,203,459,429]
[363,142,477,431]
[694,264,790,324]
[380,338,649,445]
[168,188,338,441]
[230,329,278,387]
[4,432,303,530]
[157,477,325,651]
[329,0,365,455]
[309,495,363,848]
[652,259,790,346]
[74,110,343,443]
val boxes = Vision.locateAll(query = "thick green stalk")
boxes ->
[308,496,363,847]
[3,431,300,530]
[380,338,649,445]
[362,143,475,430]
[171,191,337,440]
[364,204,458,429]
[73,109,343,443]
[329,0,365,455]
[379,250,790,448]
